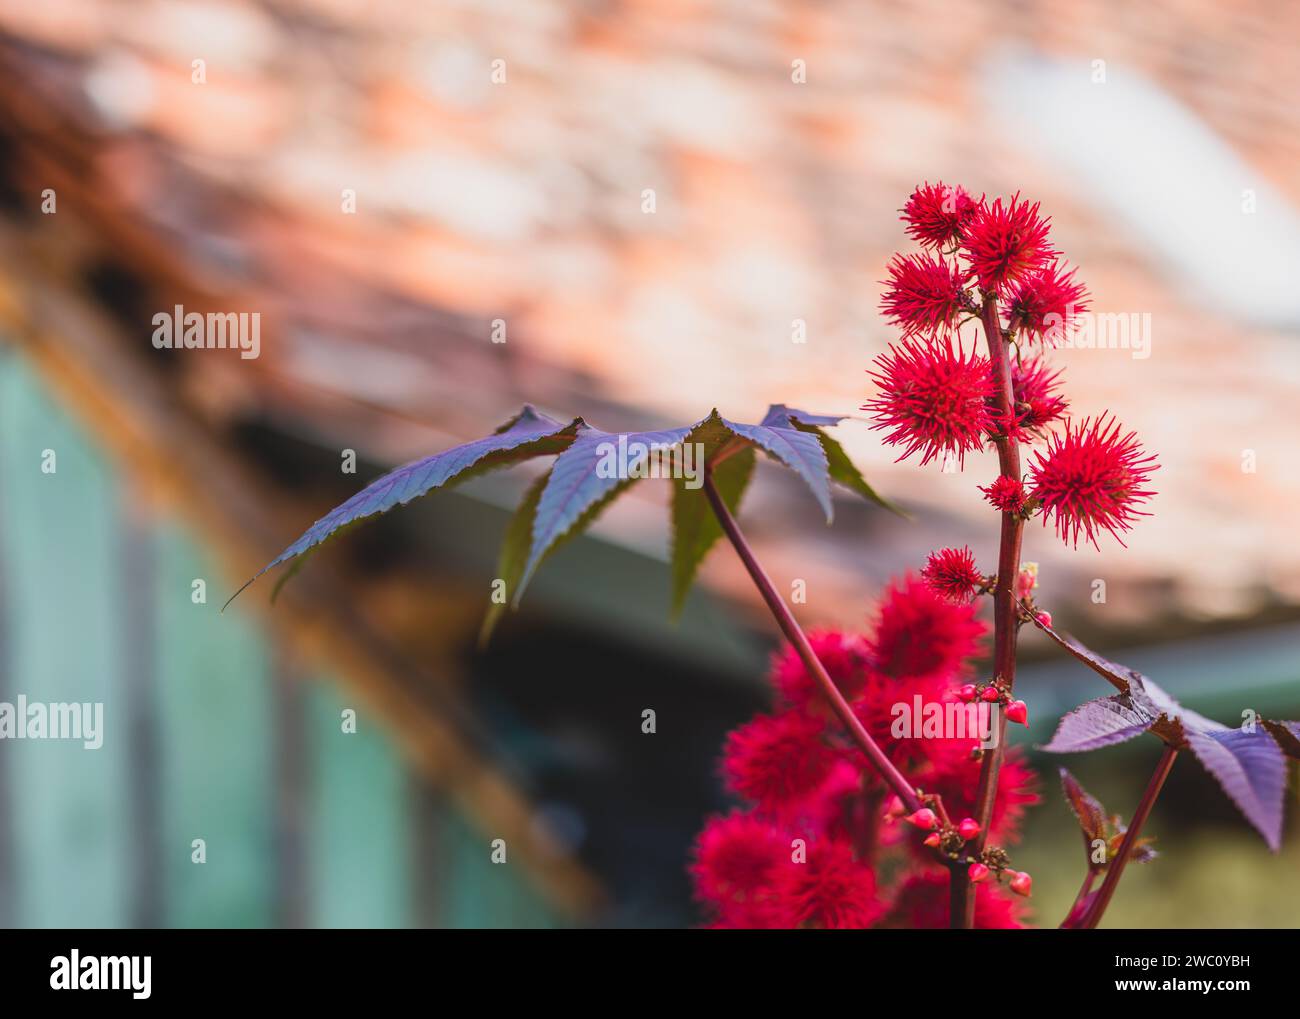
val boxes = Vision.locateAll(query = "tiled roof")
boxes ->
[1,0,1297,634]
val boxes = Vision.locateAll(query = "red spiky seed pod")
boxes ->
[690,812,790,913]
[866,337,994,469]
[769,837,884,929]
[722,711,837,812]
[901,181,980,249]
[1006,261,1089,343]
[879,252,970,337]
[1029,413,1158,549]
[1007,355,1069,438]
[869,576,988,685]
[1005,700,1029,726]
[962,193,1057,291]
[981,474,1028,515]
[922,546,983,603]
[770,630,872,710]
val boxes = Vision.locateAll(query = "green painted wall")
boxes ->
[0,352,131,927]
[0,350,558,928]
[154,525,276,927]
[307,683,410,928]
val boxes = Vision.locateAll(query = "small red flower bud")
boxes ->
[957,818,981,840]
[1034,611,1052,628]
[980,685,1002,703]
[957,683,978,702]
[905,808,938,830]
[923,832,942,848]
[1016,561,1039,600]
[1009,871,1033,898]
[1005,700,1029,725]
[968,862,991,883]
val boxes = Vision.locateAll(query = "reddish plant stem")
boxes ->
[948,858,967,930]
[953,292,1026,928]
[1059,871,1097,929]
[702,469,926,813]
[1079,746,1178,930]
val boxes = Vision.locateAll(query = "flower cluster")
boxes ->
[690,185,1158,930]
[690,578,1038,928]
[869,182,1158,549]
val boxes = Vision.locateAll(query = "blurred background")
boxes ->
[0,0,1296,928]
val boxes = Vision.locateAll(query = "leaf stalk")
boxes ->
[1078,745,1178,929]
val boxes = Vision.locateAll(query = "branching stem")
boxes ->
[1059,871,1098,929]
[953,292,1026,927]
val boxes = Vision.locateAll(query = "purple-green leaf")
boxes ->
[667,405,898,616]
[725,409,833,522]
[243,403,890,625]
[1130,674,1226,738]
[518,421,700,597]
[1263,720,1300,759]
[520,406,878,604]
[1058,768,1158,874]
[762,405,845,429]
[1185,726,1287,851]
[783,412,900,514]
[1059,768,1107,852]
[1027,606,1227,742]
[669,446,755,616]
[479,471,549,644]
[229,406,579,607]
[1040,695,1156,753]
[1037,617,1289,849]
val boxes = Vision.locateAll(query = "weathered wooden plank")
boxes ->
[153,525,274,927]
[307,683,410,928]
[120,498,163,928]
[0,353,131,927]
[271,652,309,929]
[0,354,16,927]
